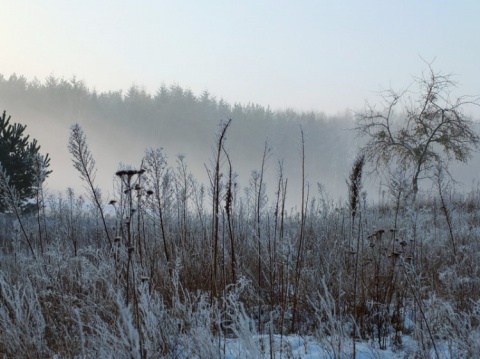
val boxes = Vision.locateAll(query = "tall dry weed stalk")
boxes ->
[68,124,112,246]
[206,119,231,303]
[347,153,365,358]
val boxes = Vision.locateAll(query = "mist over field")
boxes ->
[1,73,479,206]
[0,74,358,204]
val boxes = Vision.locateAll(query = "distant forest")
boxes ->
[0,73,360,202]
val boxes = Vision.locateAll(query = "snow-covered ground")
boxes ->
[225,334,402,358]
[224,334,466,359]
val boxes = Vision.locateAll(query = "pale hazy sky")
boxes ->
[2,0,480,115]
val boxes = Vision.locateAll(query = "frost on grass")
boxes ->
[1,131,480,358]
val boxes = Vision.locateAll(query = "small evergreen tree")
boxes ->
[0,110,51,213]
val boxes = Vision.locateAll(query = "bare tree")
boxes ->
[355,63,480,201]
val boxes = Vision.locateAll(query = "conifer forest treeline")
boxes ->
[0,73,354,202]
